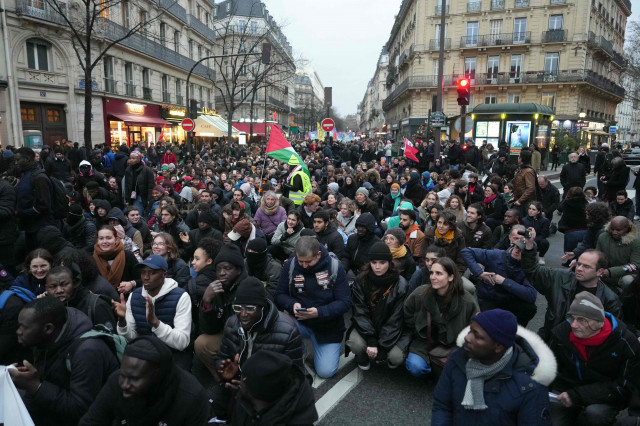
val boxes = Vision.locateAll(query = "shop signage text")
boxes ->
[127,103,145,114]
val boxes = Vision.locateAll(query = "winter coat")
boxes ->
[181,227,222,261]
[550,312,640,408]
[423,226,468,274]
[343,213,380,274]
[16,168,59,232]
[513,166,538,205]
[270,221,302,257]
[25,308,119,426]
[572,223,606,258]
[232,364,318,425]
[403,285,478,358]
[167,257,190,288]
[68,288,117,332]
[484,195,507,226]
[0,179,18,246]
[123,163,155,210]
[275,245,352,343]
[604,165,630,200]
[254,206,287,236]
[315,222,347,262]
[432,326,556,426]
[107,207,143,250]
[539,184,560,219]
[522,215,550,243]
[130,219,153,253]
[521,245,621,340]
[152,218,190,247]
[394,248,417,281]
[560,162,586,190]
[596,222,640,286]
[457,221,492,249]
[404,179,426,208]
[111,148,129,183]
[350,274,410,353]
[37,225,77,261]
[462,247,537,305]
[557,197,588,232]
[216,300,304,371]
[198,270,248,336]
[66,215,98,252]
[610,198,635,221]
[44,156,72,182]
[246,254,282,295]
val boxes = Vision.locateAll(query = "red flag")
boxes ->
[403,138,419,162]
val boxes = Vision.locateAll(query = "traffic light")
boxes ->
[457,77,471,106]
[189,99,198,120]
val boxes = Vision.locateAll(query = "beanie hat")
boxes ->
[161,180,173,189]
[368,241,392,262]
[472,309,518,348]
[422,171,431,180]
[391,183,400,191]
[68,204,83,217]
[568,291,605,322]
[384,227,406,245]
[234,276,268,307]
[410,171,420,181]
[247,237,267,254]
[242,350,292,402]
[3,150,13,159]
[197,211,215,225]
[153,185,166,194]
[328,182,339,194]
[214,243,245,268]
[85,181,99,190]
[356,187,369,198]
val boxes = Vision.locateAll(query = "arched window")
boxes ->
[26,38,50,71]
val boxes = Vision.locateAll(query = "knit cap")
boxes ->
[472,309,518,348]
[356,187,369,198]
[368,241,392,262]
[153,185,166,194]
[85,181,99,190]
[328,182,339,194]
[197,211,215,226]
[384,227,406,245]
[242,350,292,402]
[68,204,84,217]
[228,219,252,241]
[246,237,267,253]
[568,291,605,322]
[410,171,420,181]
[213,243,245,268]
[234,276,268,307]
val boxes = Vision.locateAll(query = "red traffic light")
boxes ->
[458,78,470,87]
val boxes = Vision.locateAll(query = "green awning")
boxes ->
[472,103,556,115]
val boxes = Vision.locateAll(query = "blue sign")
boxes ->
[79,80,99,90]
[609,126,618,133]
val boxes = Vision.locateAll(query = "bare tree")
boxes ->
[211,1,297,140]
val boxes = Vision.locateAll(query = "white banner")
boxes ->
[0,366,35,426]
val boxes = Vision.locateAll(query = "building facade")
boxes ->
[358,47,389,137]
[614,64,640,146]
[381,0,629,147]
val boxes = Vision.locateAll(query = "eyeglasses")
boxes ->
[232,304,258,314]
[152,242,165,247]
[566,315,590,326]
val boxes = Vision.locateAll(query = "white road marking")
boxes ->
[306,353,355,388]
[315,367,363,422]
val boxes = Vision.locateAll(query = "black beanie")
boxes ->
[234,277,268,307]
[197,210,215,226]
[368,241,393,262]
[300,228,316,237]
[214,243,245,269]
[247,238,267,253]
[67,204,84,225]
[242,350,292,402]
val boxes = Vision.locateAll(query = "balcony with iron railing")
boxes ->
[187,14,216,41]
[158,0,187,23]
[514,0,530,7]
[467,1,482,12]
[268,96,289,110]
[143,87,153,101]
[614,0,632,13]
[490,0,505,10]
[429,38,452,50]
[399,51,408,67]
[435,3,449,14]
[162,91,171,103]
[125,82,136,97]
[105,78,118,94]
[15,0,67,25]
[460,32,531,48]
[542,29,568,43]
[612,52,628,69]
[588,31,614,57]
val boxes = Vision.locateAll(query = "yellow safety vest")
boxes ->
[289,171,312,205]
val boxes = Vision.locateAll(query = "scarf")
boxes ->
[462,346,514,410]
[569,318,612,361]
[483,194,497,208]
[389,245,407,259]
[391,191,402,214]
[93,239,126,289]
[261,203,278,216]
[366,268,399,312]
[435,228,455,244]
[404,223,420,241]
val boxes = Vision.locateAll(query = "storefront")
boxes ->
[103,99,168,147]
[160,105,188,145]
[194,114,239,148]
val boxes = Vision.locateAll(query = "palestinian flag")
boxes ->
[266,124,310,177]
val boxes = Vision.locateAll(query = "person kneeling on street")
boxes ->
[347,242,410,370]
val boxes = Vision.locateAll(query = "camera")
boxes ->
[517,229,532,239]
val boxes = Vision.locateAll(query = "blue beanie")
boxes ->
[472,309,517,348]
[422,171,430,180]
[3,150,14,159]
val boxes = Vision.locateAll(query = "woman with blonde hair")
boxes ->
[418,191,441,223]
[443,194,466,222]
[337,198,360,236]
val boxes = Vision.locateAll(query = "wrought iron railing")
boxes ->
[143,87,153,101]
[542,29,568,43]
[467,1,482,11]
[460,32,531,47]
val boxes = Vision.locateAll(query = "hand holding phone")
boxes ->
[295,308,307,312]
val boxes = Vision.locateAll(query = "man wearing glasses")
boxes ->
[209,277,304,423]
[547,292,640,426]
[521,228,621,340]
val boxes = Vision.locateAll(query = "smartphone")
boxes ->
[295,308,308,312]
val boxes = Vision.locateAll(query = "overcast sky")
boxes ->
[264,0,638,117]
[262,0,402,117]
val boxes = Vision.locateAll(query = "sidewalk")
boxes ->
[539,168,561,180]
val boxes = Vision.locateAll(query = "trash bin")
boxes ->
[23,130,43,151]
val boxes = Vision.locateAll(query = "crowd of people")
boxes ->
[1,136,640,425]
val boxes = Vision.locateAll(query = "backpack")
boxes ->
[0,286,37,322]
[287,251,340,294]
[33,169,69,219]
[65,324,126,372]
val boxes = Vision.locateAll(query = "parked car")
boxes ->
[623,147,640,164]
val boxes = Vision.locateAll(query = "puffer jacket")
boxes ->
[343,213,380,274]
[550,312,640,408]
[432,326,557,426]
[66,215,97,252]
[422,226,468,274]
[521,245,621,340]
[316,222,347,261]
[402,285,479,359]
[462,247,537,304]
[350,274,410,353]
[216,300,304,370]
[596,222,640,286]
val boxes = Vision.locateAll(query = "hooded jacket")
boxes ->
[37,225,77,260]
[199,269,248,336]
[521,244,621,340]
[549,312,640,408]
[315,222,347,262]
[275,245,352,343]
[596,222,640,285]
[106,207,143,250]
[66,214,97,252]
[343,213,380,274]
[111,146,129,182]
[432,326,557,426]
[216,300,304,371]
[26,308,120,426]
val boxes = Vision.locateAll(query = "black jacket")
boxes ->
[69,288,117,332]
[343,213,380,274]
[0,179,18,246]
[611,198,635,221]
[45,157,72,182]
[549,313,640,408]
[182,227,223,261]
[198,271,248,335]
[66,216,98,252]
[350,274,410,352]
[404,179,426,208]
[124,163,155,210]
[216,300,304,370]
[297,204,315,229]
[558,197,588,232]
[560,162,586,189]
[457,220,492,249]
[539,184,560,219]
[26,308,119,425]
[316,222,346,261]
[111,148,129,183]
[232,364,318,426]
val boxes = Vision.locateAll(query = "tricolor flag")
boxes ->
[266,124,310,177]
[403,138,420,162]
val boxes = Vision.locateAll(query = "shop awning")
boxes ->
[109,113,168,127]
[195,115,240,137]
[233,122,267,136]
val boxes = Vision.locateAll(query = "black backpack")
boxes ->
[33,169,69,219]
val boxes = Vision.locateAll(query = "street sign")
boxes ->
[609,126,618,133]
[321,118,335,132]
[181,118,195,132]
[430,112,447,128]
